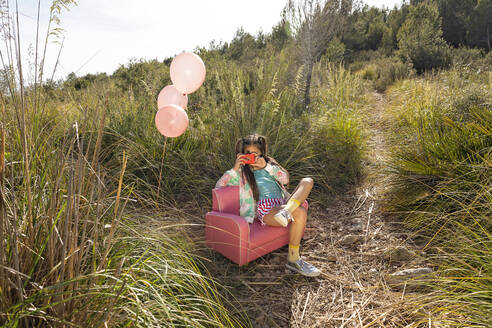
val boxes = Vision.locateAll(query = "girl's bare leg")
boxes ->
[263,178,313,226]
[263,177,313,245]
[286,177,314,204]
[263,206,307,246]
[262,178,320,275]
[288,206,307,246]
[262,206,286,227]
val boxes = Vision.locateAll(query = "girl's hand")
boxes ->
[249,155,266,170]
[233,153,247,171]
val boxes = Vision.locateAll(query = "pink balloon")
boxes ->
[170,52,206,94]
[155,104,189,138]
[157,85,188,109]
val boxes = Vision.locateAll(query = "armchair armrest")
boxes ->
[212,186,240,215]
[205,211,249,239]
[205,211,250,265]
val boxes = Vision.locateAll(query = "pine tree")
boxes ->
[397,2,451,73]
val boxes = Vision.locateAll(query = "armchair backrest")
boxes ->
[212,186,240,215]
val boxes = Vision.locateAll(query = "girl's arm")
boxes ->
[215,169,240,188]
[216,154,247,188]
[264,162,289,186]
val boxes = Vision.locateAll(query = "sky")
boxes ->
[6,0,403,81]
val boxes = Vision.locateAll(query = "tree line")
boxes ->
[59,0,490,107]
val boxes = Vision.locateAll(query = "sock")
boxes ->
[288,244,300,262]
[284,198,301,213]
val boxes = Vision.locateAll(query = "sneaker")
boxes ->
[273,208,293,227]
[286,257,321,277]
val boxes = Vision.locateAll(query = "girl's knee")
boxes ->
[302,177,314,187]
[293,207,307,224]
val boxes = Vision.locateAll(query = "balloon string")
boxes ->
[156,136,168,203]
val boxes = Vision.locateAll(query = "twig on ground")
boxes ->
[300,291,310,325]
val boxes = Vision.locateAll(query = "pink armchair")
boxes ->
[205,186,306,266]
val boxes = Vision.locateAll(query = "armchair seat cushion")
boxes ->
[249,220,288,248]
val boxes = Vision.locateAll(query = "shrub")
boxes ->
[344,48,382,65]
[397,2,451,73]
[355,57,412,92]
[358,64,377,80]
[309,108,364,192]
[372,57,412,92]
[450,47,486,67]
[322,38,346,63]
[348,60,365,73]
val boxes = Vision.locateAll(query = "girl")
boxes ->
[216,134,320,277]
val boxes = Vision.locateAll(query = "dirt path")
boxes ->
[204,92,427,327]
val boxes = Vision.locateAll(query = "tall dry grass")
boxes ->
[383,64,491,327]
[90,53,368,210]
[0,2,248,326]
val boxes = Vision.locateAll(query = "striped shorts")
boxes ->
[256,197,286,225]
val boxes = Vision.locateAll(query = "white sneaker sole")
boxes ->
[273,214,288,227]
[285,263,321,277]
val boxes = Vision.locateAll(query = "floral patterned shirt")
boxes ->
[215,162,290,224]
